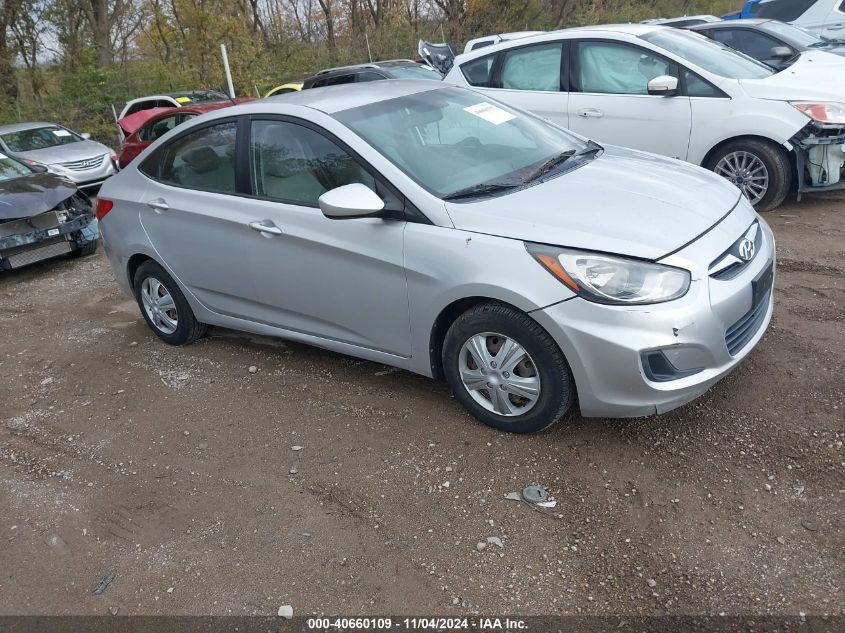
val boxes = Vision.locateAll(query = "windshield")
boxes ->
[0,154,33,182]
[333,87,586,199]
[387,65,443,80]
[1,126,84,152]
[641,29,774,79]
[172,90,229,103]
[761,20,826,47]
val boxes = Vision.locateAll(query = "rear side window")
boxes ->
[155,121,237,193]
[139,114,180,142]
[460,54,497,87]
[501,43,563,91]
[356,71,386,82]
[249,120,375,207]
[326,74,356,86]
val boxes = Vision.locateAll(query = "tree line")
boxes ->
[0,0,735,142]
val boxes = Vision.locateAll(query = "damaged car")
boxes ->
[0,153,98,271]
[438,24,845,210]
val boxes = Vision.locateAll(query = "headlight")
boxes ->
[791,102,845,125]
[527,244,691,305]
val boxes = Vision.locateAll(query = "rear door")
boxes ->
[567,39,692,160]
[138,118,261,316]
[457,42,569,127]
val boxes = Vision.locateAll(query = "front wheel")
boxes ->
[442,302,575,434]
[706,139,791,212]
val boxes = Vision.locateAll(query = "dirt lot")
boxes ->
[0,193,842,618]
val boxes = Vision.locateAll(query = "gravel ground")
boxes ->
[0,193,842,618]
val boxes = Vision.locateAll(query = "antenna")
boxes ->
[365,31,373,62]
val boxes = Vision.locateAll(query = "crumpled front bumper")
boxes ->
[0,214,98,270]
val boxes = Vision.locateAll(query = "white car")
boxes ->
[439,24,845,210]
[118,90,231,120]
[464,31,546,52]
[641,15,722,28]
[750,0,845,39]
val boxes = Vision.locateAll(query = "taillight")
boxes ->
[95,198,114,220]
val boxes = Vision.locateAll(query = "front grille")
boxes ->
[710,221,763,281]
[59,155,106,171]
[4,239,71,268]
[725,290,771,356]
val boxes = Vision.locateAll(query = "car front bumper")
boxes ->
[532,216,776,418]
[0,214,98,270]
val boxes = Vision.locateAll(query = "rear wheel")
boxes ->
[442,302,575,434]
[133,260,206,345]
[706,139,790,212]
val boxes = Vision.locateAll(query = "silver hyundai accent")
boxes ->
[97,82,775,433]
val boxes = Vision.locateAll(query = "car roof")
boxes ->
[263,79,447,114]
[313,59,420,75]
[0,121,64,135]
[688,18,771,29]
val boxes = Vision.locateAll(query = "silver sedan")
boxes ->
[97,82,774,433]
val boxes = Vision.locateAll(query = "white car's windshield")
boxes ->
[641,29,775,79]
[334,87,588,199]
[761,21,835,47]
[1,126,84,152]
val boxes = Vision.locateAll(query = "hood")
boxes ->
[444,147,743,260]
[118,107,176,136]
[418,40,456,74]
[0,172,78,220]
[14,140,113,166]
[740,51,845,100]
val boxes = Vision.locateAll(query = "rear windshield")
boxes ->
[641,29,775,79]
[0,154,33,181]
[387,65,443,80]
[1,126,84,152]
[170,90,228,103]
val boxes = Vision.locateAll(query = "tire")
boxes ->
[705,138,791,212]
[133,260,206,345]
[72,240,98,257]
[442,302,575,434]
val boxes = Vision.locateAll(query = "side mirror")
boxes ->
[647,75,679,96]
[318,183,385,220]
[770,46,793,59]
[80,132,92,140]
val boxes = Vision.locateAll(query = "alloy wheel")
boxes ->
[714,151,770,206]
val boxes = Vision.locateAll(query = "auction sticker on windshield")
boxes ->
[52,129,71,137]
[464,102,516,125]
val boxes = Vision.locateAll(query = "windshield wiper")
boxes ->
[442,181,522,201]
[522,142,603,184]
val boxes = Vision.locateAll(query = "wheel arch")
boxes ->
[700,134,794,171]
[127,253,154,288]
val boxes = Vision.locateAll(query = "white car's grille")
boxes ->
[59,155,106,171]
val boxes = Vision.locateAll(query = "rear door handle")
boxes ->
[578,108,604,119]
[249,220,283,236]
[146,198,169,212]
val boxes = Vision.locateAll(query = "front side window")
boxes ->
[250,120,375,207]
[326,74,356,86]
[1,126,83,152]
[576,41,672,95]
[386,65,443,80]
[641,29,774,79]
[157,121,237,193]
[460,54,497,87]
[501,43,563,91]
[139,114,180,142]
[334,87,586,199]
[711,29,783,60]
[684,70,722,97]
[356,71,386,82]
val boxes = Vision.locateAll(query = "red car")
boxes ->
[117,101,245,168]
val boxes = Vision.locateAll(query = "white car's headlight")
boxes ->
[791,102,845,125]
[527,244,691,305]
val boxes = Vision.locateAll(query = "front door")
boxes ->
[239,118,412,356]
[567,40,693,160]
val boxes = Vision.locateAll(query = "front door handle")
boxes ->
[249,220,283,236]
[578,108,604,119]
[146,198,169,212]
